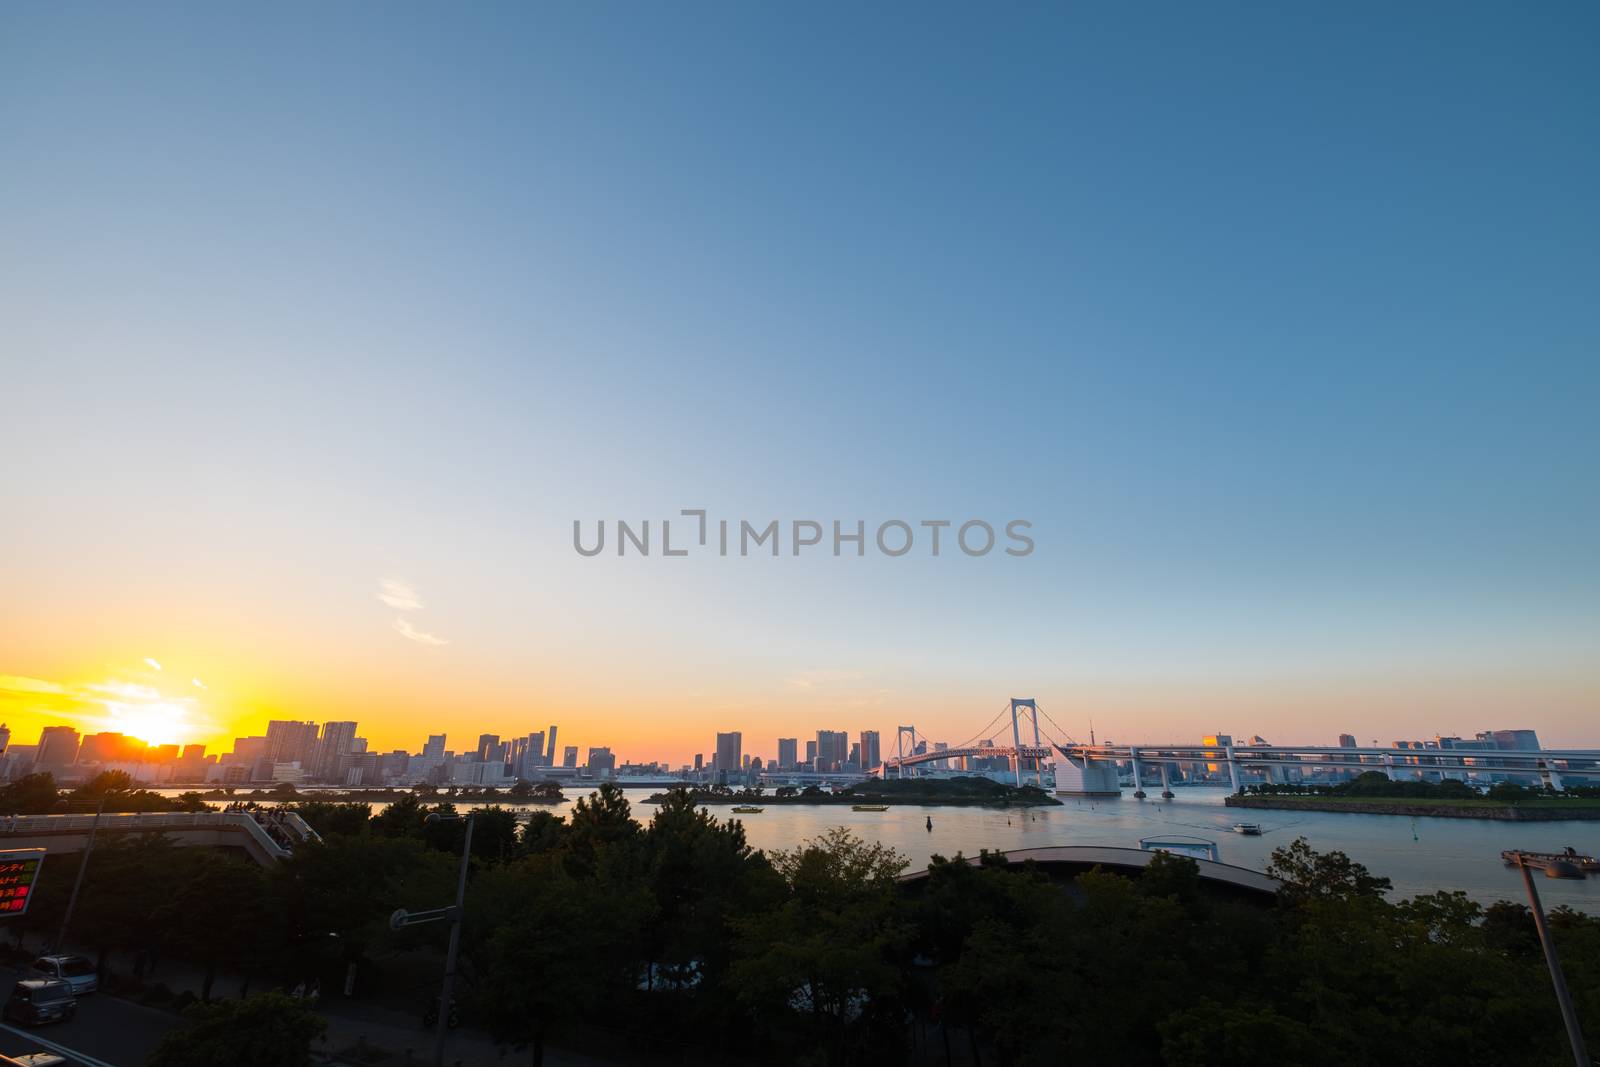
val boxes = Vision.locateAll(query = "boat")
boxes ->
[730,806,764,814]
[1231,822,1263,836]
[852,804,890,812]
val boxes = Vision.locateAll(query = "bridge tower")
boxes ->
[895,725,917,779]
[1008,699,1041,787]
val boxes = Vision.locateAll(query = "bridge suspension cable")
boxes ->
[1032,702,1080,749]
[945,701,1016,752]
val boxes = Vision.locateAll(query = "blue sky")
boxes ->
[2,3,1597,756]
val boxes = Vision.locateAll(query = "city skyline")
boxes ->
[4,5,1597,760]
[0,706,1572,786]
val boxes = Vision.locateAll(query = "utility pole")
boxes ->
[1509,851,1590,1067]
[391,811,475,1067]
[55,794,109,954]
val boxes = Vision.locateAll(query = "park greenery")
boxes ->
[1,780,1597,1065]
[648,775,1059,807]
[1243,771,1600,807]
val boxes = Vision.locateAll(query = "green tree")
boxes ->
[732,828,911,1064]
[0,772,59,814]
[565,783,639,873]
[153,850,274,1000]
[472,852,649,1066]
[144,991,326,1067]
[289,801,370,838]
[1267,836,1392,903]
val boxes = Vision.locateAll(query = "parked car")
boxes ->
[2,980,77,1027]
[27,956,97,996]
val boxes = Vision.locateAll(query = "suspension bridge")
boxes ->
[878,698,1600,796]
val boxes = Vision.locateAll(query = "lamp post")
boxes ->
[55,794,110,954]
[390,811,474,1067]
[1506,851,1590,1067]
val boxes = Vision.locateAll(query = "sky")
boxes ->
[2,3,1597,763]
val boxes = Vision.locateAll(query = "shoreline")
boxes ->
[1225,795,1600,821]
[650,794,1061,808]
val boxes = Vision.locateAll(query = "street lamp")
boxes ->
[1505,850,1590,1067]
[390,811,474,1067]
[54,794,110,954]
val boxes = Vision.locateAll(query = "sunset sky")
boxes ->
[3,4,1597,763]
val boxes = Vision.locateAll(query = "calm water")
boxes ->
[193,786,1600,911]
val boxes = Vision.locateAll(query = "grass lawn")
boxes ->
[1236,794,1600,809]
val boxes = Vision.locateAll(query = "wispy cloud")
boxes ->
[191,677,207,690]
[393,617,449,646]
[144,657,162,671]
[378,579,423,612]
[785,669,863,690]
[0,675,66,696]
[0,672,220,745]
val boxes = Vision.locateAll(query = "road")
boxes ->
[0,967,177,1067]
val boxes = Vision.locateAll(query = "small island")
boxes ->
[187,780,569,805]
[648,776,1060,808]
[1225,773,1600,820]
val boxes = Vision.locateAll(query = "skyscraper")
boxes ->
[314,721,359,781]
[476,734,501,763]
[523,730,545,774]
[545,725,558,764]
[265,721,319,767]
[777,737,798,770]
[1480,729,1542,750]
[859,730,881,771]
[716,732,742,773]
[816,730,848,771]
[423,734,446,759]
[563,745,578,768]
[35,725,81,768]
[1338,733,1358,748]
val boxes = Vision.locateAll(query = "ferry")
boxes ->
[1231,822,1263,836]
[851,804,890,812]
[730,806,764,814]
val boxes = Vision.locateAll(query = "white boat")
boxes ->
[1231,822,1263,836]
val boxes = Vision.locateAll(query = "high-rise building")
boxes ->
[0,723,10,757]
[1338,734,1358,748]
[79,732,142,764]
[230,736,267,764]
[314,721,359,781]
[545,726,558,764]
[859,730,881,771]
[1479,729,1542,751]
[816,730,848,771]
[524,731,545,772]
[777,738,798,770]
[563,745,578,768]
[694,753,703,772]
[715,732,742,774]
[35,726,81,768]
[265,721,319,767]
[587,747,616,776]
[477,734,501,763]
[805,739,817,766]
[423,734,447,759]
